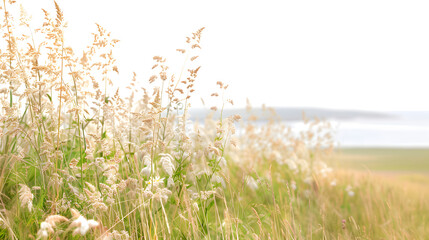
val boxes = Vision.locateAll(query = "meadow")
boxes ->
[0,1,428,239]
[332,148,429,173]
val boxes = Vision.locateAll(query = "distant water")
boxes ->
[190,108,429,148]
[287,111,429,148]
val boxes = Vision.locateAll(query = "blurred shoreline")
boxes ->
[189,107,429,148]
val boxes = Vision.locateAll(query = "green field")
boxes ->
[331,148,429,173]
[1,1,429,238]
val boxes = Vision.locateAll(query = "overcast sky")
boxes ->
[20,0,429,111]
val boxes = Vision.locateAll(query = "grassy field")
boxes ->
[1,1,428,239]
[330,148,429,192]
[328,148,429,239]
[331,148,429,173]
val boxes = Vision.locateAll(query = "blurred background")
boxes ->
[21,0,429,173]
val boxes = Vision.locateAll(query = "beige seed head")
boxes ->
[18,184,34,212]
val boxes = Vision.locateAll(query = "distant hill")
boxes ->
[188,107,394,122]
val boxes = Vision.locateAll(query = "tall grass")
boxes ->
[0,1,428,239]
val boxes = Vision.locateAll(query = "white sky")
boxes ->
[20,0,429,111]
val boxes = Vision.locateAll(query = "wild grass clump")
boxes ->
[0,1,428,239]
